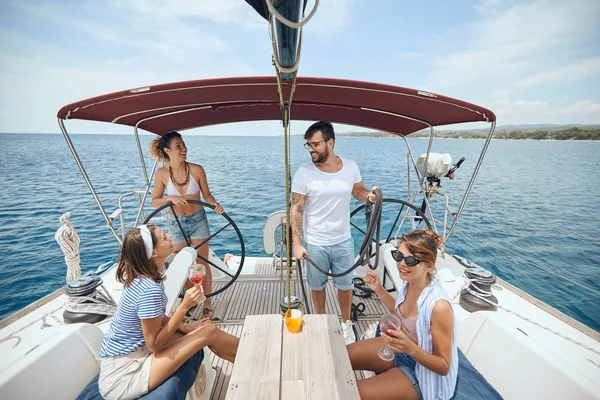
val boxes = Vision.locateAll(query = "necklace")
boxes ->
[169,162,189,187]
[399,299,418,319]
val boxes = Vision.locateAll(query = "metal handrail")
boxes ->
[445,121,496,242]
[377,119,496,246]
[58,118,122,245]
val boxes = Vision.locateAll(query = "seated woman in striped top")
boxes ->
[97,225,239,400]
[347,230,458,400]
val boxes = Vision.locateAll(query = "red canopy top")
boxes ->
[57,76,495,136]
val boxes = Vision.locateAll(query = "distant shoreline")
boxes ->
[338,135,600,142]
[338,127,600,141]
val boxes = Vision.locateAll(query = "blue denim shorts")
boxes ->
[166,208,211,245]
[395,352,423,399]
[375,324,423,399]
[303,237,354,291]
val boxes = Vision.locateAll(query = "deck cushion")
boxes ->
[451,350,503,399]
[77,349,205,400]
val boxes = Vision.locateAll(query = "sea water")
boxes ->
[0,133,598,331]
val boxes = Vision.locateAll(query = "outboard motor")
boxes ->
[63,275,117,324]
[415,153,464,220]
[459,267,498,313]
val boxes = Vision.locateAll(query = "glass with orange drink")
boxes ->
[285,309,303,333]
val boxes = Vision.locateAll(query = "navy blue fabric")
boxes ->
[450,351,503,400]
[77,349,205,400]
[374,323,503,399]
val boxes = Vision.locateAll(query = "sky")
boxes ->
[0,0,599,135]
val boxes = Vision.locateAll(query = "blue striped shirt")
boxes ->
[395,277,458,400]
[99,277,167,357]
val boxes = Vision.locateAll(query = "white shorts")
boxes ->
[99,347,153,400]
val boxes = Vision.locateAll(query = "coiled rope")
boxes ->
[55,212,82,283]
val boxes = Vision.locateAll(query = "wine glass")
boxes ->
[187,264,206,301]
[377,313,402,361]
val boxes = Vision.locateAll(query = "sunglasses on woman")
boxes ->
[391,250,421,267]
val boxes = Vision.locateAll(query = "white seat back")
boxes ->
[263,211,286,255]
[164,247,198,314]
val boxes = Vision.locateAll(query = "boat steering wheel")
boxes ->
[351,198,432,244]
[143,200,245,298]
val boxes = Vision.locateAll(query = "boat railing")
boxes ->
[106,190,165,241]
[387,190,453,244]
[383,123,496,247]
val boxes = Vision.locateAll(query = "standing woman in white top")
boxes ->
[150,131,223,317]
[347,230,458,400]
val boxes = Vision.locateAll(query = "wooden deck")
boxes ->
[207,259,388,400]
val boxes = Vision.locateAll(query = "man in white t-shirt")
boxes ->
[291,120,377,344]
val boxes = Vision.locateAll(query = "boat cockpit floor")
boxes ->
[206,259,387,399]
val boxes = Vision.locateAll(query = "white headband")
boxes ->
[138,225,153,259]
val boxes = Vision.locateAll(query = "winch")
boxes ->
[63,275,116,324]
[459,267,498,313]
[279,295,304,315]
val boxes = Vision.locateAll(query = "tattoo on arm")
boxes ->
[292,193,304,239]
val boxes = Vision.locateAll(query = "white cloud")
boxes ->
[0,1,271,133]
[10,1,238,58]
[307,0,353,33]
[400,52,427,60]
[425,0,600,92]
[107,0,265,29]
[489,99,600,125]
[560,101,600,117]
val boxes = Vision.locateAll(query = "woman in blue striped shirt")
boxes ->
[98,225,239,400]
[347,230,458,400]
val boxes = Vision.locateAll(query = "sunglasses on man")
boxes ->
[391,250,421,267]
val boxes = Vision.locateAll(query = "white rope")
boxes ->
[41,312,64,328]
[269,18,304,74]
[449,278,471,302]
[266,0,319,74]
[64,284,117,317]
[55,212,82,283]
[265,0,320,29]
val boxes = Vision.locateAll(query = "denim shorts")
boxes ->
[166,208,211,245]
[395,352,423,399]
[303,237,354,291]
[375,324,423,399]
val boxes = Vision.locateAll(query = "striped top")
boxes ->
[394,277,458,400]
[99,277,167,358]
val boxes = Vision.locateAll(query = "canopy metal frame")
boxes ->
[58,115,495,251]
[57,77,496,248]
[58,119,156,245]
